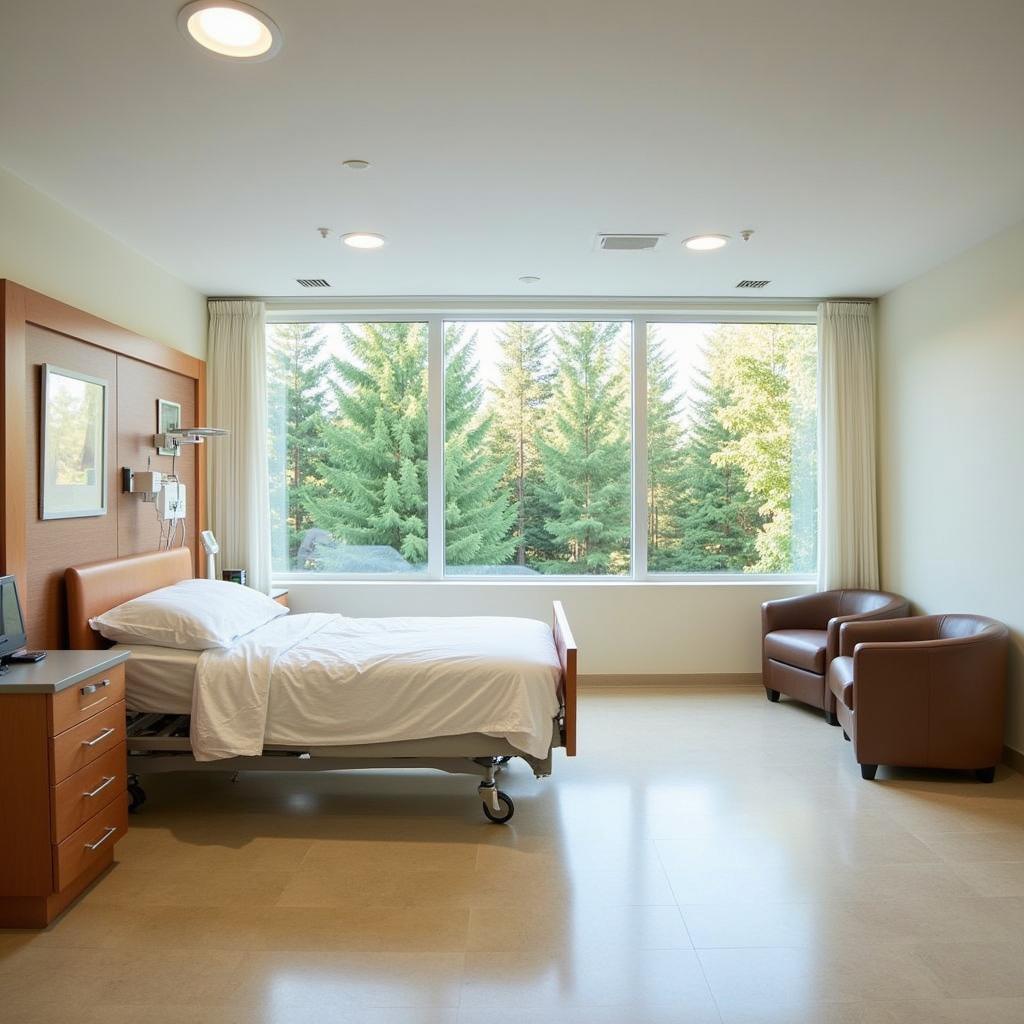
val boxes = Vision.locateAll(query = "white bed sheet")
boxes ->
[116,643,199,714]
[191,613,562,762]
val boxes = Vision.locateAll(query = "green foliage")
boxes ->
[645,335,689,569]
[705,323,817,572]
[671,368,763,570]
[487,321,557,564]
[536,322,631,574]
[444,324,518,567]
[266,323,331,568]
[308,323,429,565]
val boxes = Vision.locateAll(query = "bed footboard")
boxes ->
[552,601,578,756]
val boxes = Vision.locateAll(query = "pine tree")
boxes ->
[488,321,555,565]
[444,324,517,568]
[308,322,429,566]
[537,322,631,574]
[266,323,331,568]
[307,322,515,570]
[707,323,817,571]
[672,366,762,570]
[645,334,689,570]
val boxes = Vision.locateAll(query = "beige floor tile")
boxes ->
[698,944,946,1014]
[920,829,1024,863]
[949,860,1024,896]
[681,895,1022,949]
[913,939,1024,998]
[466,903,692,953]
[460,948,719,1015]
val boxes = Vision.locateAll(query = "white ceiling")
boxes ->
[2,0,1023,300]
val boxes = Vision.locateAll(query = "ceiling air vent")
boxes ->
[736,279,770,289]
[596,233,665,251]
[296,278,331,288]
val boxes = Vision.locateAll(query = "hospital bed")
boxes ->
[65,549,577,823]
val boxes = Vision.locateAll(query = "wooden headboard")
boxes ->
[65,548,194,649]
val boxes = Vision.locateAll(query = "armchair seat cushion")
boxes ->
[829,656,855,709]
[764,629,828,674]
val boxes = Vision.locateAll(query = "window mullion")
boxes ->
[632,318,648,581]
[426,316,445,579]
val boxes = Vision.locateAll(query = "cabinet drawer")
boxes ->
[49,665,125,737]
[51,742,126,843]
[50,702,126,784]
[54,795,127,891]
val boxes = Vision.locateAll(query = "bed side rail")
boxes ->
[552,600,578,756]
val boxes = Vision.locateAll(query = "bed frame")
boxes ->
[65,549,577,823]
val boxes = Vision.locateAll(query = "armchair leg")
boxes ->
[860,764,878,781]
[826,711,839,726]
[975,767,996,783]
[766,688,780,703]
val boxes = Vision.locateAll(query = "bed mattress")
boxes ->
[116,643,199,714]
[116,612,562,760]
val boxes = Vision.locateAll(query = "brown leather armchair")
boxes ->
[829,614,1009,781]
[762,590,909,721]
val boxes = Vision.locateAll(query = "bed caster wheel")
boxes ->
[128,783,147,813]
[860,764,878,781]
[766,689,780,703]
[843,730,850,741]
[975,767,996,783]
[482,790,515,824]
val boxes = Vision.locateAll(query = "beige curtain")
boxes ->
[207,300,271,593]
[817,300,879,590]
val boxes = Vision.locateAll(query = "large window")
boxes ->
[646,323,817,575]
[267,314,817,579]
[268,321,429,574]
[444,321,631,576]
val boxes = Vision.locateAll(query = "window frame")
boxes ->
[266,302,819,585]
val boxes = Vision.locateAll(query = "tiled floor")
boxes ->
[4,684,1024,1023]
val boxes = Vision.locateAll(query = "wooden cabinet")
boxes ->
[0,651,130,927]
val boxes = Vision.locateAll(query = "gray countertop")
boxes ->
[0,649,131,694]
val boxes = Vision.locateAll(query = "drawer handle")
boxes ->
[84,826,117,852]
[81,678,111,697]
[82,727,116,748]
[84,775,117,799]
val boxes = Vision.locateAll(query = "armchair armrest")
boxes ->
[762,592,838,635]
[825,596,910,662]
[839,615,935,657]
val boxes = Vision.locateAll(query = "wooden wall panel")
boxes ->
[115,356,197,560]
[24,326,119,648]
[3,281,205,648]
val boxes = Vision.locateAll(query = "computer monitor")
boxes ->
[0,575,27,662]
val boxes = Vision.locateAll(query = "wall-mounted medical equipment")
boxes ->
[153,425,229,456]
[121,468,162,498]
[157,480,187,521]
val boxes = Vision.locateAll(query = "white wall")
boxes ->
[0,165,206,357]
[877,219,1024,753]
[286,580,813,677]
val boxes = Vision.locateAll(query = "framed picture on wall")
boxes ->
[156,398,182,456]
[40,363,109,520]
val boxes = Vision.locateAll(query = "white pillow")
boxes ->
[90,578,288,650]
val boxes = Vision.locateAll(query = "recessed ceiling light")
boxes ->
[342,232,386,249]
[178,2,282,61]
[518,276,541,284]
[683,234,730,251]
[342,159,370,171]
